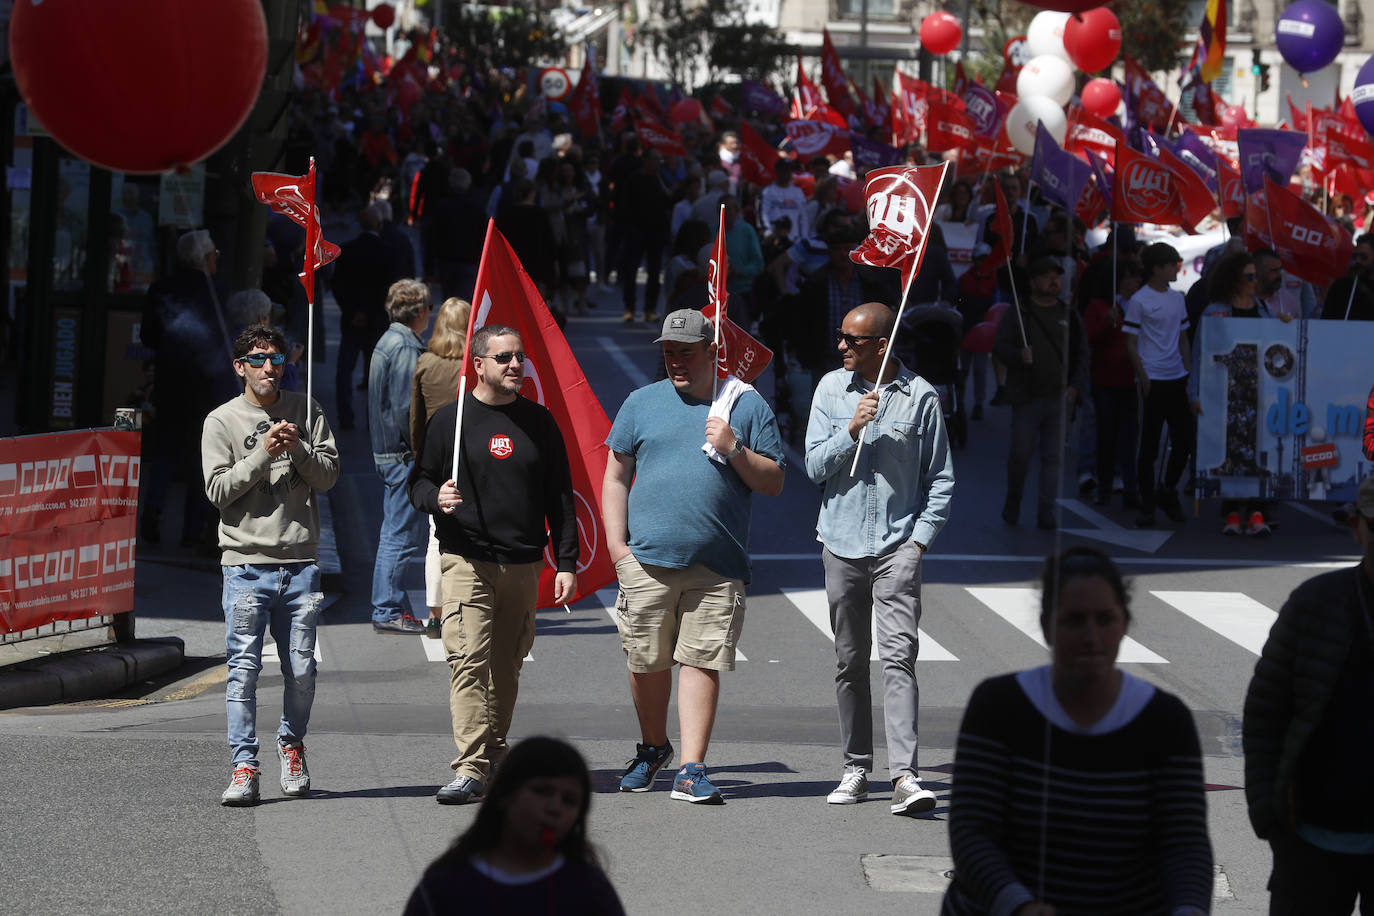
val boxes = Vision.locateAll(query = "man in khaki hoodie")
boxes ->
[202,325,339,806]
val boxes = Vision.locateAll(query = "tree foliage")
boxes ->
[442,6,567,65]
[641,0,789,90]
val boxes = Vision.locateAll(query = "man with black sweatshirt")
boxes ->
[410,324,578,805]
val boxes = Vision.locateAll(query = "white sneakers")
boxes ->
[826,770,869,804]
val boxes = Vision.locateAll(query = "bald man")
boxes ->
[804,302,955,815]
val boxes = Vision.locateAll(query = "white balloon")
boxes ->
[1006,95,1067,156]
[1026,10,1071,62]
[1017,55,1075,107]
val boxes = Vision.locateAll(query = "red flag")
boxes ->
[566,59,602,139]
[784,119,850,158]
[1327,128,1374,172]
[1112,142,1183,224]
[891,71,928,145]
[1156,144,1218,231]
[251,160,339,303]
[1263,176,1354,287]
[925,96,974,153]
[1065,105,1125,166]
[738,121,778,186]
[1124,57,1172,129]
[1074,177,1108,227]
[636,87,665,120]
[710,94,733,118]
[819,30,856,118]
[792,52,825,120]
[849,163,951,292]
[701,303,773,383]
[986,179,1014,269]
[1216,158,1245,218]
[465,221,616,608]
[609,87,633,133]
[871,75,893,135]
[708,203,729,324]
[635,122,688,158]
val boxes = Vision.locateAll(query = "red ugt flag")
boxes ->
[566,58,602,139]
[701,302,774,383]
[738,121,778,186]
[850,163,951,292]
[251,159,340,303]
[465,221,616,608]
[1112,142,1183,224]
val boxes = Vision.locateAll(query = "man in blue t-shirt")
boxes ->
[603,309,785,805]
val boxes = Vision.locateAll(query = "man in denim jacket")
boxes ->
[369,279,431,633]
[804,302,954,815]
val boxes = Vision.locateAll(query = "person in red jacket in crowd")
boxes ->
[1082,261,1143,509]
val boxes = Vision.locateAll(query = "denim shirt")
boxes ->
[804,363,954,560]
[368,321,425,467]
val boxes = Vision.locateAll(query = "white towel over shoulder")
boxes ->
[702,375,755,464]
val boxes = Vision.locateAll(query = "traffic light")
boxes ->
[1258,61,1272,93]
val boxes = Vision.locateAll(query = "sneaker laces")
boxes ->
[230,766,257,787]
[280,745,305,777]
[837,772,865,792]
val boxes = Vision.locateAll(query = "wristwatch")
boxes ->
[724,438,746,460]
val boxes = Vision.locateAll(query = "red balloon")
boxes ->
[1080,78,1122,118]
[9,0,267,174]
[984,302,1012,326]
[1011,0,1114,12]
[372,3,396,29]
[1063,8,1121,73]
[961,321,999,354]
[1222,105,1249,129]
[920,12,963,57]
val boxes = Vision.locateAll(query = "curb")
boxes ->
[0,637,185,710]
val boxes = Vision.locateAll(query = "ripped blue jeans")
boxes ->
[222,563,323,768]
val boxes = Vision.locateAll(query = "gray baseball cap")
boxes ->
[655,309,712,344]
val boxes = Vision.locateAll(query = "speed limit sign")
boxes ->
[539,67,571,101]
[1003,36,1029,69]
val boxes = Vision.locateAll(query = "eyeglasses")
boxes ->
[238,352,285,367]
[479,351,527,365]
[1241,272,1257,280]
[836,331,880,347]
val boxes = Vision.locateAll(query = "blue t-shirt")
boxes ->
[605,379,784,584]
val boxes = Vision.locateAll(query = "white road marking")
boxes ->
[750,553,1355,569]
[780,587,958,661]
[598,337,652,387]
[966,587,1167,663]
[1151,591,1278,656]
[408,590,531,661]
[1057,497,1174,553]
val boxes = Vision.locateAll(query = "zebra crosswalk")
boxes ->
[401,585,1284,668]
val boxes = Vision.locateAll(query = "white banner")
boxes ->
[1194,317,1374,501]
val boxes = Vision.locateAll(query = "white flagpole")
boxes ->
[451,375,467,485]
[712,201,725,401]
[849,160,950,476]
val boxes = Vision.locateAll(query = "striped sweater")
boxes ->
[942,669,1213,916]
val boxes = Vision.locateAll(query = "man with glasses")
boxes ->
[202,325,340,806]
[369,279,432,634]
[805,302,954,814]
[603,309,785,804]
[410,324,578,805]
[1244,474,1374,913]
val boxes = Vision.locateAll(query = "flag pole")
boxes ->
[1344,275,1359,319]
[1006,252,1030,349]
[453,221,494,485]
[304,157,318,426]
[849,161,950,476]
[712,202,725,402]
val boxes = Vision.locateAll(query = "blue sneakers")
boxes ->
[619,741,674,792]
[671,762,724,805]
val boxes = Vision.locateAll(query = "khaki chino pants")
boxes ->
[440,553,542,782]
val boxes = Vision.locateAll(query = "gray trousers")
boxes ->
[822,542,923,782]
[1006,395,1066,522]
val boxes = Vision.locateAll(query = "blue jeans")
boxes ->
[371,460,427,623]
[223,563,323,768]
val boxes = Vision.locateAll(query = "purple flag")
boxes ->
[1174,131,1219,192]
[1088,150,1114,215]
[742,79,786,116]
[1029,123,1092,212]
[961,84,1006,140]
[1237,128,1308,194]
[849,132,901,170]
[1144,131,1177,157]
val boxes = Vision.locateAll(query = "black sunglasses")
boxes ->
[836,331,880,347]
[479,351,527,365]
[238,352,285,367]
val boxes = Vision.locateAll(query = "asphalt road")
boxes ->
[1,280,1360,915]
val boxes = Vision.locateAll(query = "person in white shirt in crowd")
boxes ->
[759,158,809,243]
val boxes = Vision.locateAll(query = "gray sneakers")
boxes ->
[826,770,869,804]
[436,773,484,805]
[278,742,310,797]
[221,765,260,807]
[890,774,937,816]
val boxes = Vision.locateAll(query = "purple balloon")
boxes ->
[1275,0,1345,74]
[1353,55,1374,138]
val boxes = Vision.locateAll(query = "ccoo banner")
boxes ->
[0,429,140,633]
